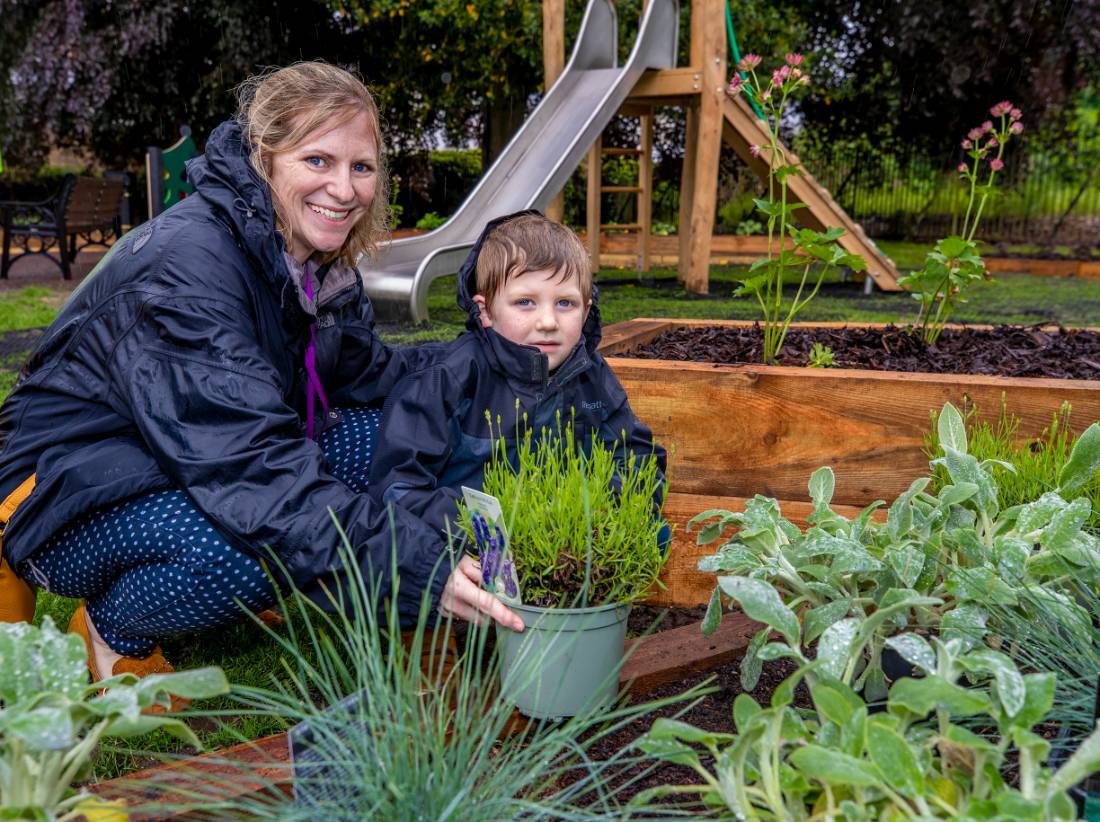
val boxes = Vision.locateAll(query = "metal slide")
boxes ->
[360,0,679,323]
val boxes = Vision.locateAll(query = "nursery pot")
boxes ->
[495,601,631,720]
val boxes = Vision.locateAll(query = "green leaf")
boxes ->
[1047,722,1100,796]
[643,717,734,748]
[945,722,998,752]
[1058,423,1100,495]
[1016,492,1068,536]
[804,600,853,645]
[940,604,988,649]
[1041,496,1091,554]
[717,576,800,646]
[936,236,971,259]
[938,482,980,508]
[3,705,77,751]
[840,705,868,758]
[885,545,925,588]
[884,633,936,675]
[808,466,835,508]
[701,586,723,636]
[888,675,992,717]
[938,402,968,453]
[817,618,859,681]
[131,667,230,702]
[960,649,1025,718]
[790,745,882,787]
[758,643,802,662]
[867,722,924,795]
[733,693,761,734]
[740,627,768,691]
[1014,672,1056,729]
[811,679,857,726]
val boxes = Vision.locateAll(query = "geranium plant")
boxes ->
[0,617,228,821]
[898,101,1025,343]
[463,412,667,608]
[726,53,866,364]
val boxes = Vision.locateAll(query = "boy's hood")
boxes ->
[455,210,603,359]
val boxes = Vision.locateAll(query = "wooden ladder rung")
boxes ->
[602,147,643,156]
[601,185,644,194]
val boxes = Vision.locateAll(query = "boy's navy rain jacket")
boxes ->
[368,211,667,536]
[0,121,449,620]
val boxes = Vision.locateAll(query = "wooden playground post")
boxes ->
[542,0,566,223]
[677,0,725,292]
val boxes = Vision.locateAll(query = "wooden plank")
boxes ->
[677,106,699,285]
[597,318,674,355]
[586,136,602,270]
[621,611,760,692]
[601,328,1100,505]
[628,67,703,100]
[93,734,292,819]
[542,0,566,223]
[721,95,902,292]
[639,108,653,273]
[682,0,725,294]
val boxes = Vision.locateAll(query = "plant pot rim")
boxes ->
[511,600,631,617]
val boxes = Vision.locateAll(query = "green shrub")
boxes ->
[414,211,446,231]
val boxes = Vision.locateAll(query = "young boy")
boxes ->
[367,211,666,538]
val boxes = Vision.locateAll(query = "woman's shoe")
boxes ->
[0,557,35,623]
[67,603,186,713]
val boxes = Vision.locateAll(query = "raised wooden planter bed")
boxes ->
[985,256,1100,280]
[601,318,1100,606]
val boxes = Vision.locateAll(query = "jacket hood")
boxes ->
[455,210,603,384]
[185,121,292,295]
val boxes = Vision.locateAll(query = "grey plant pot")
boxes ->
[495,601,631,720]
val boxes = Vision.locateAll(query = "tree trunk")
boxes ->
[481,95,527,171]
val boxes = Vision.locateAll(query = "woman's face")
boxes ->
[269,110,378,264]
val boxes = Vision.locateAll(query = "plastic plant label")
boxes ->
[462,486,522,605]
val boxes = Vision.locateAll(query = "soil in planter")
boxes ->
[630,323,1100,380]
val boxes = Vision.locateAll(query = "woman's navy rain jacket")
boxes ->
[0,121,449,621]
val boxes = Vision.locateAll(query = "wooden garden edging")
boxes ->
[602,318,1100,606]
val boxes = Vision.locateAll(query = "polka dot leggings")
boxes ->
[28,407,382,656]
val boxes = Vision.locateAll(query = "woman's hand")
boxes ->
[439,554,524,632]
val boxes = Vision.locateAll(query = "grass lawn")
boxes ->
[3,242,1100,776]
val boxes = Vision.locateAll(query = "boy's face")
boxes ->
[473,268,590,372]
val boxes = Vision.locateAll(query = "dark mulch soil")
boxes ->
[630,323,1100,380]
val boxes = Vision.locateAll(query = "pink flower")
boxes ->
[961,139,972,149]
[1010,121,1024,134]
[968,127,982,141]
[728,74,744,93]
[990,158,1004,171]
[760,88,772,102]
[738,54,762,71]
[990,100,1013,117]
[987,136,998,148]
[785,53,804,66]
[1010,107,1022,121]
[957,162,968,173]
[790,67,803,80]
[981,120,994,133]
[750,144,761,157]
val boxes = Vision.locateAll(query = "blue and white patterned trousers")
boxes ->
[29,407,382,656]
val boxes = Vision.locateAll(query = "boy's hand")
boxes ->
[439,554,524,632]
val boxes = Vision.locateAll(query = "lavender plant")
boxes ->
[465,413,666,608]
[898,101,1026,344]
[726,53,866,364]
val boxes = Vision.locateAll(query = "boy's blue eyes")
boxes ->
[513,298,578,308]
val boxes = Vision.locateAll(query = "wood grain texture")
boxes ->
[601,320,1100,507]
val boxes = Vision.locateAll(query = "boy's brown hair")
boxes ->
[475,214,592,307]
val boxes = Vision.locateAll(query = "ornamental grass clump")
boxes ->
[898,101,1025,344]
[726,52,866,364]
[471,412,666,608]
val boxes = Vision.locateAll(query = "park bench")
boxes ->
[0,173,126,280]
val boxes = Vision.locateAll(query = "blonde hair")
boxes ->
[236,61,388,265]
[476,214,592,307]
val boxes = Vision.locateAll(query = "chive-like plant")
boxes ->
[468,412,667,608]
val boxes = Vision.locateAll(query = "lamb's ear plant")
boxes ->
[694,401,1100,700]
[136,525,706,821]
[0,617,228,821]
[636,630,1100,819]
[464,410,667,607]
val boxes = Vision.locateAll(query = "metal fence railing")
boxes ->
[801,144,1100,250]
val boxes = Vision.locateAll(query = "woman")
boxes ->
[0,62,521,681]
